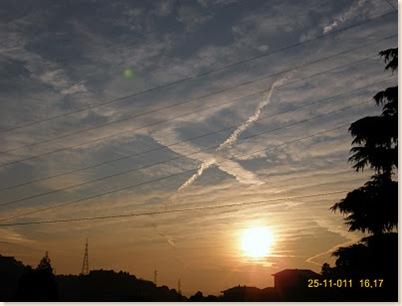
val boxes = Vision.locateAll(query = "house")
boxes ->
[272,269,321,292]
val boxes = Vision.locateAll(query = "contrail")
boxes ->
[178,73,292,191]
[305,238,361,266]
[178,158,216,191]
[217,73,292,151]
[306,218,361,266]
[323,0,366,34]
[150,221,176,248]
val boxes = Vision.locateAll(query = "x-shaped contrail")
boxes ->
[178,72,293,191]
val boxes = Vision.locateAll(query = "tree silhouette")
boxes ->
[331,47,397,234]
[322,48,398,299]
[331,174,397,234]
[15,252,58,301]
[189,291,206,301]
[37,251,54,273]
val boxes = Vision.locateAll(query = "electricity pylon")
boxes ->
[81,238,89,275]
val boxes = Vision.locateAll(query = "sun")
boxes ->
[241,227,274,259]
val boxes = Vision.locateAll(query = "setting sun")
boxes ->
[241,227,274,258]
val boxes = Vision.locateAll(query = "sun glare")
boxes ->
[241,227,274,259]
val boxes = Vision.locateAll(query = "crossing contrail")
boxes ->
[178,158,216,191]
[178,73,292,191]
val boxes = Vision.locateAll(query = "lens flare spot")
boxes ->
[123,68,135,79]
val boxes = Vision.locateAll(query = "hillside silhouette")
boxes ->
[0,253,396,302]
[0,254,185,302]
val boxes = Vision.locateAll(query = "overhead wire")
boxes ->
[1,39,390,155]
[0,113,370,221]
[0,10,395,135]
[0,7,396,226]
[0,79,393,208]
[0,33,396,169]
[0,56,392,192]
[0,190,353,227]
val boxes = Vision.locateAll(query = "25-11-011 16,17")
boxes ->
[307,279,384,288]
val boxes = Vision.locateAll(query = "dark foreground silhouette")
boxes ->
[0,254,185,302]
[0,253,397,302]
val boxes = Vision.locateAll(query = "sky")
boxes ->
[0,0,397,296]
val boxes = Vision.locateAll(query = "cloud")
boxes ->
[152,0,175,16]
[216,157,262,185]
[0,227,36,246]
[38,69,69,88]
[176,4,214,30]
[60,83,88,95]
[322,0,367,34]
[197,0,240,8]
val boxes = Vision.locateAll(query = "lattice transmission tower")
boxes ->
[81,238,89,275]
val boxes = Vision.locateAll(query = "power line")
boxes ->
[383,0,397,11]
[2,33,390,155]
[0,34,396,169]
[0,10,395,135]
[0,76,388,193]
[0,116,365,221]
[58,1,330,52]
[0,97,373,208]
[0,190,352,227]
[0,0,324,104]
[0,80,390,208]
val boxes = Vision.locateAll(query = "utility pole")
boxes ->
[81,238,89,275]
[153,269,158,286]
[178,278,181,295]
